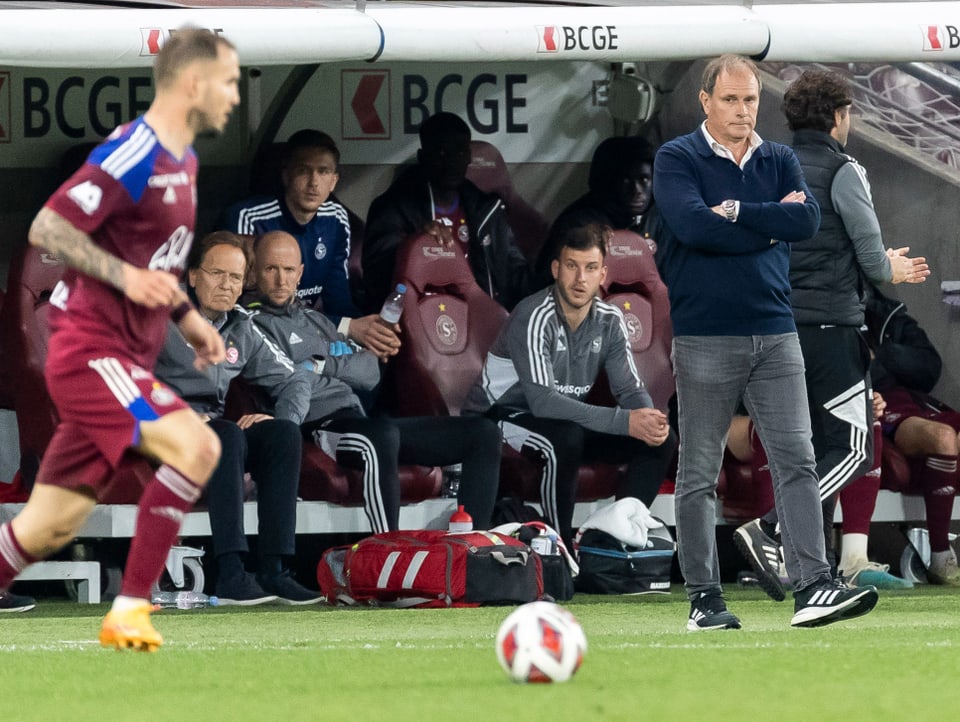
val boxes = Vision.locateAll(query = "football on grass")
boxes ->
[495,601,587,683]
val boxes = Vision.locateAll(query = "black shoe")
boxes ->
[687,591,742,631]
[257,570,324,605]
[791,577,878,628]
[216,571,278,606]
[0,590,36,613]
[734,519,786,602]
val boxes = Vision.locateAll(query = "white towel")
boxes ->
[576,497,663,549]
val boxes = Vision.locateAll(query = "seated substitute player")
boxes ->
[219,129,401,360]
[155,232,321,605]
[866,287,960,585]
[537,135,665,281]
[247,230,502,532]
[726,393,914,590]
[0,29,240,651]
[463,223,676,548]
[362,111,537,313]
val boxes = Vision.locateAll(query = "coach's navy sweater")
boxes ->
[653,128,820,337]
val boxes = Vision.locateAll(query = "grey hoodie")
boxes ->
[246,297,380,423]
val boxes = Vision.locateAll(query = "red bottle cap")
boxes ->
[449,505,472,524]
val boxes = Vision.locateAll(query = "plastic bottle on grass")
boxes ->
[448,505,473,533]
[380,284,407,324]
[152,590,218,609]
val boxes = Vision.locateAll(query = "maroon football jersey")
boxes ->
[44,117,198,368]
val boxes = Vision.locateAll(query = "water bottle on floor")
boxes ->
[152,590,218,609]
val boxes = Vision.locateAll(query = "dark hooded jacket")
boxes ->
[362,164,535,312]
[865,287,942,394]
[537,136,665,275]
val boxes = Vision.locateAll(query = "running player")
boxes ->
[0,28,241,652]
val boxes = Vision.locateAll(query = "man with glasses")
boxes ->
[220,129,401,361]
[155,231,320,606]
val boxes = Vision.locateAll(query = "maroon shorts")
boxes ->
[879,387,960,439]
[37,348,188,496]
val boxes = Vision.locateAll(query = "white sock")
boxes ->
[839,533,869,573]
[930,549,955,571]
[111,594,150,612]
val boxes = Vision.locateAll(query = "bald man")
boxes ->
[246,230,502,532]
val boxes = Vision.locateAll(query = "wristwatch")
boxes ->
[721,199,737,222]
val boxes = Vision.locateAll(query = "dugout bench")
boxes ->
[3,489,951,603]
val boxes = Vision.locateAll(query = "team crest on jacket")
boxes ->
[314,239,327,260]
[591,337,602,353]
[225,346,239,364]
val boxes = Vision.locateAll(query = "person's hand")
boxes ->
[177,310,226,370]
[872,391,886,421]
[887,247,930,284]
[348,314,401,360]
[423,220,454,248]
[628,408,671,446]
[122,266,182,308]
[780,190,806,204]
[236,413,273,429]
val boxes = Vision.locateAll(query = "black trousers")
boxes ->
[205,418,302,559]
[302,410,502,533]
[496,413,677,546]
[762,325,874,567]
[798,324,875,499]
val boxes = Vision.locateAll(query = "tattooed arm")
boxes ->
[29,207,181,309]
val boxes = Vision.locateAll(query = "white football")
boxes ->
[495,601,587,683]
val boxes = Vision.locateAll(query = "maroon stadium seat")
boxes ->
[3,245,66,487]
[599,229,675,411]
[0,287,13,411]
[383,231,508,417]
[718,422,775,523]
[465,140,549,263]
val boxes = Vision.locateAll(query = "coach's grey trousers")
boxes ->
[672,333,832,598]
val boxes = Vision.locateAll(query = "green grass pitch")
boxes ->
[2,586,957,721]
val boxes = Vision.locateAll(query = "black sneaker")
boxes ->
[687,591,742,631]
[791,577,878,628]
[0,590,36,613]
[216,571,278,606]
[257,570,324,605]
[734,519,786,602]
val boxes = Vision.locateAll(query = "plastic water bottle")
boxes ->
[380,283,407,324]
[530,530,558,556]
[152,590,218,609]
[448,504,473,533]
